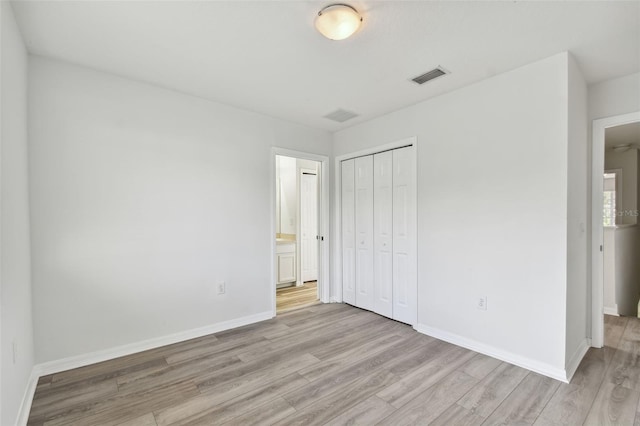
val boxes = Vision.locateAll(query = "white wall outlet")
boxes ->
[217,281,226,295]
[477,296,487,311]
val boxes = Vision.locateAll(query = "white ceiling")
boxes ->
[11,1,640,131]
[606,122,640,150]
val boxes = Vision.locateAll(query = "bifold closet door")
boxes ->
[341,159,356,305]
[355,155,374,311]
[373,151,393,318]
[392,146,417,324]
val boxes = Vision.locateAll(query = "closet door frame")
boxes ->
[334,137,418,325]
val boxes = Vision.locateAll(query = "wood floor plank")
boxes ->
[222,397,296,426]
[43,380,200,426]
[43,357,168,392]
[376,343,476,408]
[605,315,628,349]
[275,370,399,426]
[456,362,529,418]
[584,382,640,426]
[277,281,319,313]
[196,353,319,403]
[429,404,485,426]
[154,373,308,426]
[534,349,607,426]
[283,335,432,410]
[239,311,379,364]
[114,413,157,426]
[323,395,396,426]
[31,379,119,418]
[462,353,503,380]
[164,334,269,365]
[300,333,408,382]
[482,372,559,425]
[377,370,478,426]
[606,338,640,392]
[29,304,638,426]
[116,354,242,393]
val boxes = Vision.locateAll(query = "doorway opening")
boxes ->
[591,112,640,348]
[272,150,328,315]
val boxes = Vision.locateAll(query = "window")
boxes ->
[603,172,617,226]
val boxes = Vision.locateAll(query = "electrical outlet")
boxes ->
[12,339,17,364]
[477,296,487,311]
[217,281,226,295]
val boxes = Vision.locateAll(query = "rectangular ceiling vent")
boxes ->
[411,67,448,85]
[323,109,359,123]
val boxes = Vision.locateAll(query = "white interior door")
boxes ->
[301,172,318,282]
[355,155,375,311]
[341,159,356,305]
[392,146,417,325]
[374,151,393,318]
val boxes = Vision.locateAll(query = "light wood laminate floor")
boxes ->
[276,281,319,313]
[27,308,638,425]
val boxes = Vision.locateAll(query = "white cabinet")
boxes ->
[277,242,296,285]
[341,146,416,325]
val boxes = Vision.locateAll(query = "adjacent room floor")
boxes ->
[27,306,639,425]
[276,281,319,313]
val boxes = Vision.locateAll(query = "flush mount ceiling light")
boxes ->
[315,4,363,41]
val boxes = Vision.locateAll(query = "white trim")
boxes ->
[33,311,272,377]
[603,306,619,316]
[333,137,417,307]
[414,323,570,383]
[272,148,330,313]
[15,370,39,426]
[565,339,591,383]
[591,111,640,349]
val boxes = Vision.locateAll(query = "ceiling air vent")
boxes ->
[411,67,448,85]
[323,109,358,123]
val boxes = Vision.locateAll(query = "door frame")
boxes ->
[591,111,640,348]
[271,148,330,317]
[298,167,319,287]
[333,137,417,309]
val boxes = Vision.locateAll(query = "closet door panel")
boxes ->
[392,147,417,325]
[374,151,393,318]
[341,159,356,305]
[355,155,374,310]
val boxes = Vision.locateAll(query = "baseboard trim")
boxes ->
[16,369,39,426]
[414,323,570,383]
[16,310,273,425]
[566,338,590,383]
[33,310,273,378]
[604,306,619,316]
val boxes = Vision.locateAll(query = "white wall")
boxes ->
[604,225,640,316]
[589,73,640,121]
[28,56,332,363]
[603,227,616,314]
[613,226,640,316]
[334,53,575,378]
[565,54,588,368]
[605,149,638,225]
[277,155,297,235]
[1,2,35,424]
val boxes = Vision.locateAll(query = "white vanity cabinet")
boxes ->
[276,241,296,286]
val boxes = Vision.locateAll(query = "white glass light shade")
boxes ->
[315,4,362,41]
